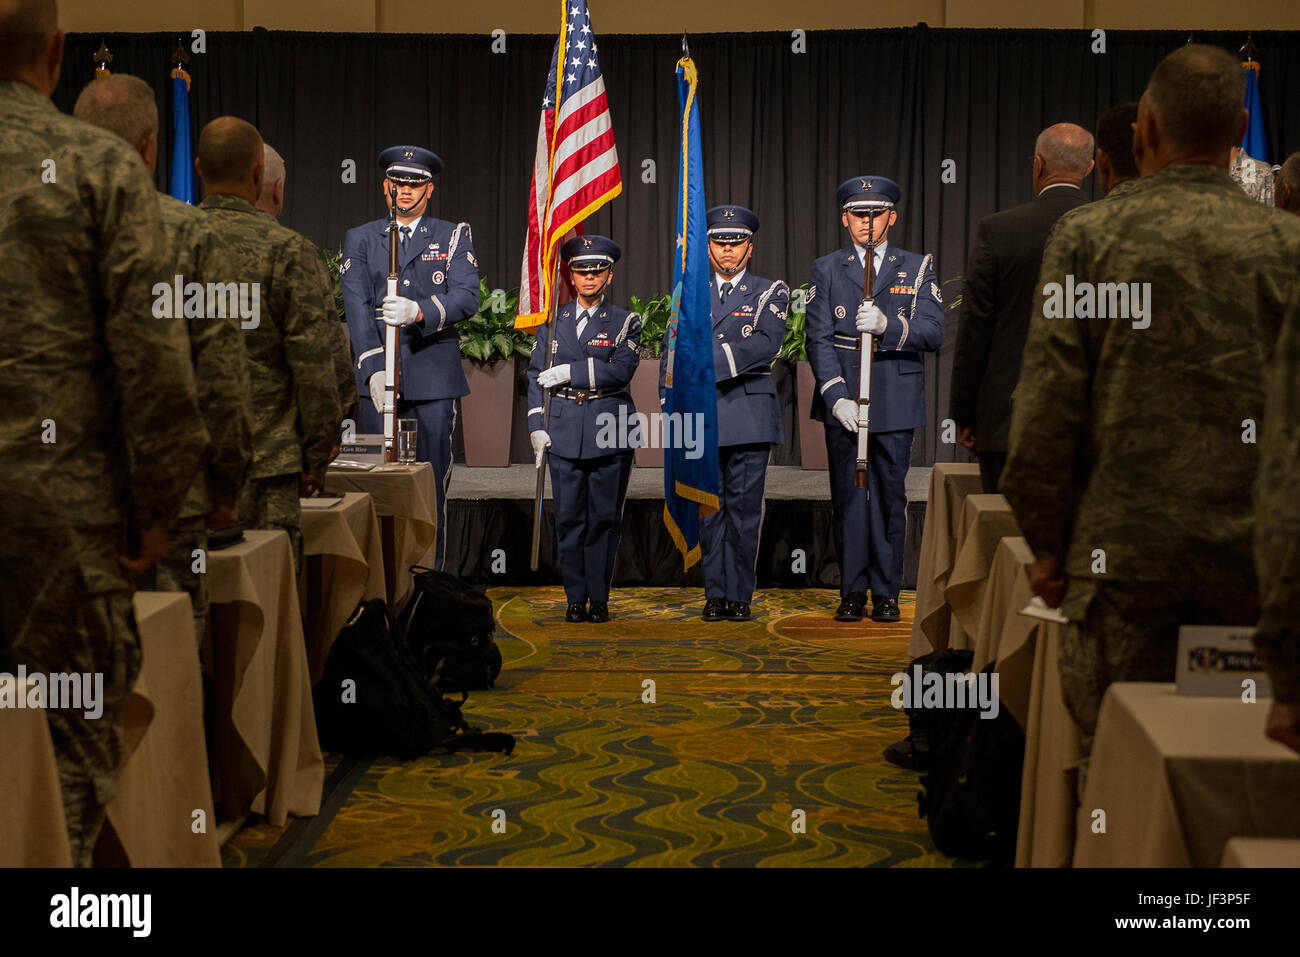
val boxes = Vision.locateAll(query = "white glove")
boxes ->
[382,294,421,327]
[855,301,887,336]
[530,430,552,468]
[832,398,859,433]
[368,373,385,414]
[538,364,571,389]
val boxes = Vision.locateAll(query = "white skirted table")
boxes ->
[909,462,984,659]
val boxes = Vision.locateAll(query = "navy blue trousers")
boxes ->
[700,443,770,604]
[823,425,913,600]
[548,451,633,604]
[359,396,455,570]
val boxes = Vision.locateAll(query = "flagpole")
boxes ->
[529,254,565,571]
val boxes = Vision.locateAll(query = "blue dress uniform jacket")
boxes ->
[526,301,642,459]
[659,273,789,446]
[340,216,480,401]
[806,245,943,431]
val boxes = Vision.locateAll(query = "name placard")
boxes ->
[1175,626,1272,698]
[335,433,387,467]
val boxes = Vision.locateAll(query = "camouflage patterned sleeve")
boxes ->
[998,222,1091,563]
[96,160,208,528]
[1254,281,1300,704]
[281,238,343,476]
[188,221,253,509]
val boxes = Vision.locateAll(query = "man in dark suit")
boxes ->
[663,205,788,622]
[340,146,480,569]
[807,176,944,623]
[950,124,1094,493]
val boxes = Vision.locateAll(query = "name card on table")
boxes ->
[1175,626,1272,698]
[333,433,386,469]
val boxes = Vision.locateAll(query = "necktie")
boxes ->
[400,225,412,249]
[576,310,590,341]
[719,281,733,305]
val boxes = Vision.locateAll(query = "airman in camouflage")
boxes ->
[196,117,342,570]
[254,141,359,434]
[1230,145,1275,206]
[0,0,208,865]
[999,45,1300,770]
[74,74,253,646]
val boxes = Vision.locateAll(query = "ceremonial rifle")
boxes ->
[855,212,879,488]
[383,181,401,463]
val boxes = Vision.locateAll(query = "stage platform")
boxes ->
[443,465,929,591]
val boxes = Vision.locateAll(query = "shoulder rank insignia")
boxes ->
[931,281,942,304]
[806,285,817,302]
[340,257,351,275]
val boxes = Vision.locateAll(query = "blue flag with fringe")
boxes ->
[661,52,720,570]
[1241,61,1268,163]
[169,69,194,203]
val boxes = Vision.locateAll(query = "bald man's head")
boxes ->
[1142,44,1246,161]
[257,143,286,219]
[1033,123,1095,191]
[196,116,264,201]
[0,0,62,94]
[73,74,159,174]
[1277,152,1300,216]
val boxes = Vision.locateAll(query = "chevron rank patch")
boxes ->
[340,257,351,275]
[932,281,943,303]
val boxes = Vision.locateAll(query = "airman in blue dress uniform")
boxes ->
[662,205,789,622]
[528,236,642,624]
[340,146,480,570]
[806,176,944,623]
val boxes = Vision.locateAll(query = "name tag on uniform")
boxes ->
[1175,626,1272,697]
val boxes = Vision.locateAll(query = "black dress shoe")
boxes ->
[883,734,928,772]
[701,598,727,622]
[871,596,901,622]
[726,601,753,621]
[834,592,868,621]
[565,601,588,622]
[587,601,610,623]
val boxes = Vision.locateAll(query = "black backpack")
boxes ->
[916,661,1025,865]
[313,598,514,759]
[902,648,975,770]
[397,566,504,692]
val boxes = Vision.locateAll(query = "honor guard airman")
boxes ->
[664,205,788,622]
[528,236,641,624]
[341,146,481,570]
[806,177,944,623]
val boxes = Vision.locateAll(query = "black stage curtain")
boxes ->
[56,27,1300,467]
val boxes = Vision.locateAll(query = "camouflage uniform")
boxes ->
[197,195,342,571]
[149,195,253,643]
[1000,164,1300,761]
[0,81,208,864]
[1255,281,1300,705]
[1230,148,1276,206]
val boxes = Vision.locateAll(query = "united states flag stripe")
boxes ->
[516,0,622,330]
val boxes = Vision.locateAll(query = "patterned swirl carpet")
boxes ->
[223,587,963,867]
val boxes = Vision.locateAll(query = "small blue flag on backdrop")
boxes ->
[1240,61,1268,163]
[169,69,194,204]
[661,50,720,570]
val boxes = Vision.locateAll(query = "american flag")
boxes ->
[515,0,622,329]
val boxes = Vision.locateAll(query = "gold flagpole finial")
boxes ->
[170,38,192,89]
[92,40,113,78]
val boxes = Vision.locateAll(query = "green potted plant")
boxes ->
[777,284,826,470]
[628,292,672,467]
[459,280,532,467]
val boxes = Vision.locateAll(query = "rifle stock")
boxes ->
[854,213,878,489]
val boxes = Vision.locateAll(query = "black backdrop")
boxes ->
[55,27,1300,466]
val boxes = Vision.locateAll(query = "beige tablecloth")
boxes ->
[208,529,323,827]
[1075,682,1300,867]
[945,494,1021,653]
[1015,620,1082,867]
[326,463,438,607]
[909,462,984,658]
[0,678,72,867]
[300,492,386,683]
[1221,838,1300,867]
[970,536,1038,728]
[104,591,220,866]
